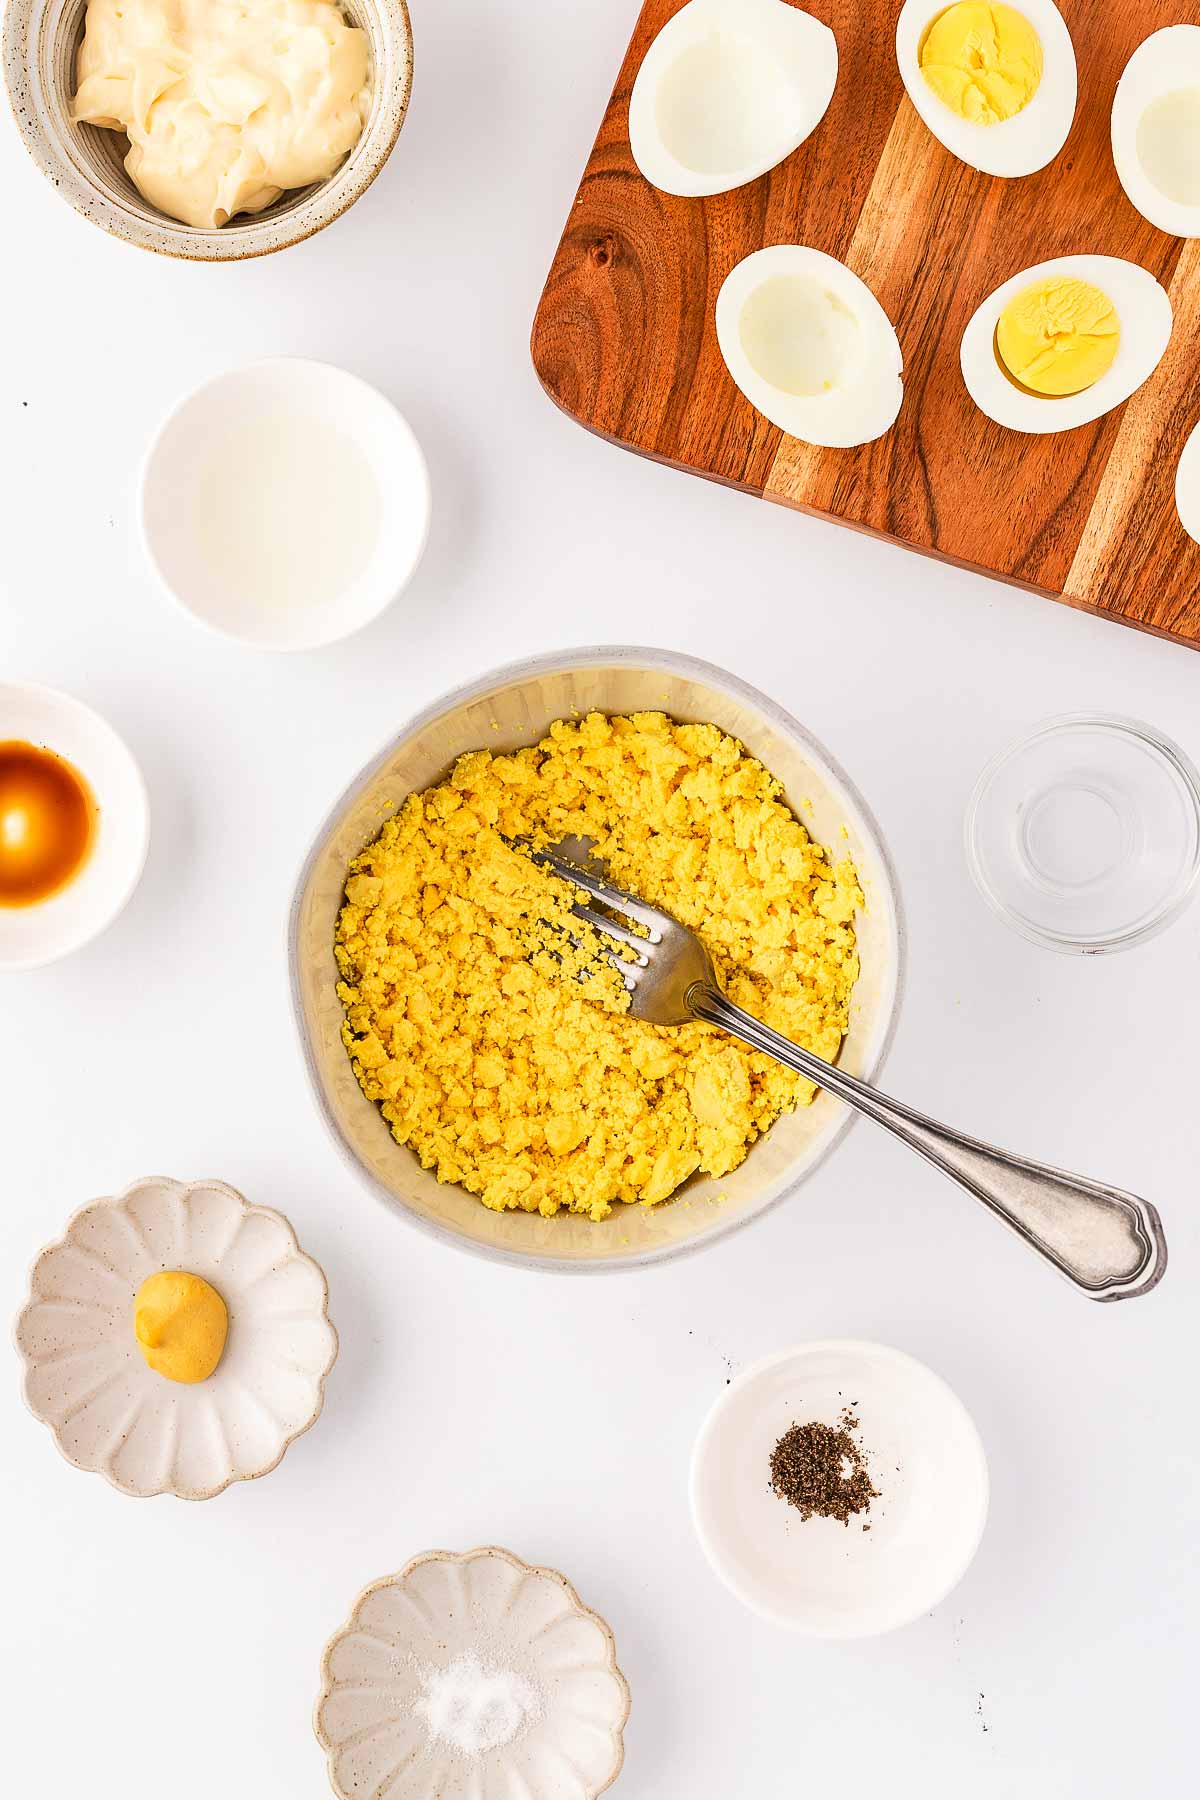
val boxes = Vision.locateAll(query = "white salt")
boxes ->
[415,1653,542,1758]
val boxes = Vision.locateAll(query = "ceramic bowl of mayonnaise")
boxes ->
[2,0,412,258]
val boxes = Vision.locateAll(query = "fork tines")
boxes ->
[525,843,661,937]
[519,841,658,983]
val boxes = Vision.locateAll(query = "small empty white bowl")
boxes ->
[690,1340,988,1636]
[139,359,430,650]
[0,681,149,972]
[316,1546,630,1798]
[15,1176,338,1499]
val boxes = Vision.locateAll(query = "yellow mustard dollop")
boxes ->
[920,3,1043,125]
[134,1271,228,1384]
[995,277,1120,396]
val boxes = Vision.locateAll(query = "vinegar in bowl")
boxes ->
[0,740,96,906]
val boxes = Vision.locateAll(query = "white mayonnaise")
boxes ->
[72,0,371,229]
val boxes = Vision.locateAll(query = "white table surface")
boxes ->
[2,5,1196,1796]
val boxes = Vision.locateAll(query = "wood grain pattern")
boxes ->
[531,0,1200,650]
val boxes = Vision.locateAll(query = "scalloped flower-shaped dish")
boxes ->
[14,1176,337,1499]
[316,1546,630,1799]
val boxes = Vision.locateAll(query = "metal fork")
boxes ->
[527,838,1166,1302]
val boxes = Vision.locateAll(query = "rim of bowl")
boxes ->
[137,357,432,651]
[688,1339,991,1637]
[2,0,413,260]
[0,679,150,972]
[287,645,908,1272]
[964,710,1200,956]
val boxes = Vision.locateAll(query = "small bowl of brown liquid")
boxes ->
[1,684,149,971]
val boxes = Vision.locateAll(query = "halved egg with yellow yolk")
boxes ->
[896,0,1077,177]
[960,254,1171,432]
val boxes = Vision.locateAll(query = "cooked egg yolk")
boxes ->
[920,3,1043,125]
[995,277,1120,396]
[134,1271,228,1384]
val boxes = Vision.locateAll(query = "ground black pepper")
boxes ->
[769,1406,879,1527]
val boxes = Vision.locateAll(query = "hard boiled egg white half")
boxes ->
[629,0,837,198]
[960,254,1172,433]
[1112,26,1200,238]
[896,0,1076,177]
[1175,420,1200,545]
[716,246,903,448]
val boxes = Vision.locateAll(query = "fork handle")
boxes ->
[687,984,1166,1302]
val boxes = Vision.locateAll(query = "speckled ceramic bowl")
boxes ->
[3,0,412,259]
[290,646,904,1270]
[14,1176,338,1498]
[315,1547,630,1800]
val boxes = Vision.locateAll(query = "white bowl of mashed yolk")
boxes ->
[290,646,906,1271]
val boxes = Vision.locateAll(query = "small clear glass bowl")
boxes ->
[965,713,1200,955]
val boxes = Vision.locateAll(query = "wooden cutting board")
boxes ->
[531,0,1200,651]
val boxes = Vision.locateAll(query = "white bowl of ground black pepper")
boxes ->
[690,1340,989,1637]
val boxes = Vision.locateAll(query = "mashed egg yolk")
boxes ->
[995,277,1120,396]
[335,712,861,1222]
[134,1271,228,1383]
[920,3,1043,125]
